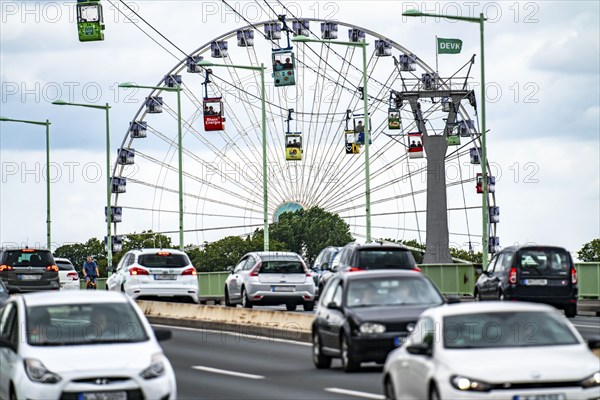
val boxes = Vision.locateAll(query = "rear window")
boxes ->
[517,249,571,277]
[260,260,305,274]
[55,261,74,271]
[3,250,54,267]
[358,249,416,269]
[138,253,189,268]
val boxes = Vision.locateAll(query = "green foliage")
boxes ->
[381,238,482,264]
[578,239,600,262]
[54,238,106,276]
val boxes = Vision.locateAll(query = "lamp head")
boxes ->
[196,60,215,67]
[402,9,424,17]
[51,100,69,105]
[291,35,312,43]
[118,82,138,88]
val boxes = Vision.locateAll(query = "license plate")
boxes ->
[513,393,566,400]
[19,274,41,281]
[272,286,294,292]
[394,336,408,347]
[154,274,176,280]
[524,279,547,286]
[82,391,127,400]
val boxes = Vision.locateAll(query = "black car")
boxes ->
[0,248,59,293]
[312,270,445,372]
[319,242,419,294]
[311,246,340,297]
[474,245,578,318]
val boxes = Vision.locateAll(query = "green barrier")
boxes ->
[198,271,229,297]
[576,263,600,299]
[419,264,478,296]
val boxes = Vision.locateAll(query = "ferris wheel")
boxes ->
[109,17,498,258]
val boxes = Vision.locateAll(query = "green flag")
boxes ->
[437,38,463,54]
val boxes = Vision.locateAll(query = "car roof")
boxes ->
[253,251,301,259]
[423,301,557,319]
[340,269,423,282]
[1,247,51,252]
[345,242,410,251]
[21,290,131,307]
[54,257,73,263]
[129,248,188,255]
[499,245,569,253]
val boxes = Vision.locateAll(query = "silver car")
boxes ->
[224,252,316,311]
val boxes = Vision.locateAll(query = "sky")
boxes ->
[1,1,599,259]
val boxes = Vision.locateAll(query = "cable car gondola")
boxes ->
[284,109,302,160]
[343,110,360,154]
[476,173,496,194]
[407,132,424,159]
[388,107,400,129]
[201,69,225,131]
[353,113,371,145]
[272,48,295,87]
[76,0,105,42]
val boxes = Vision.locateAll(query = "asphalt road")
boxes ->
[158,314,599,400]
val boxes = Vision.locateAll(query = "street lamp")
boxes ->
[118,82,184,251]
[403,9,490,268]
[51,100,113,270]
[196,60,270,251]
[0,116,52,250]
[292,35,372,242]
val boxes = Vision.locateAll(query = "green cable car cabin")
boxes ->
[76,0,105,42]
[388,107,401,129]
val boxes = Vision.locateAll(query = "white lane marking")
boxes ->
[573,324,600,328]
[325,388,385,400]
[153,324,311,346]
[192,365,265,380]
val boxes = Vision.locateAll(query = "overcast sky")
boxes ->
[1,1,598,258]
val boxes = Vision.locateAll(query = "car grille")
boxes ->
[71,377,130,384]
[490,381,581,390]
[60,389,144,400]
[385,321,415,333]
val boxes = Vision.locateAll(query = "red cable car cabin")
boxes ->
[407,132,424,159]
[203,97,225,131]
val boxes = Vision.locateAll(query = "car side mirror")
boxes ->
[326,302,340,310]
[153,328,172,342]
[587,336,600,350]
[225,266,234,273]
[445,295,461,304]
[406,342,432,356]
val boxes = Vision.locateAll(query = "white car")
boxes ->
[0,290,176,400]
[54,257,80,290]
[383,302,600,400]
[107,248,199,303]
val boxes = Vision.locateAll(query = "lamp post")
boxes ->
[51,100,113,269]
[0,117,52,250]
[402,9,490,269]
[292,35,372,242]
[118,83,184,251]
[197,60,269,251]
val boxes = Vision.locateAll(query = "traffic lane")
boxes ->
[158,325,384,400]
[571,315,600,339]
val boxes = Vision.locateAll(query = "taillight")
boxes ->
[0,265,13,272]
[46,265,59,272]
[412,266,422,272]
[571,267,577,284]
[248,262,261,277]
[67,272,79,280]
[347,267,364,272]
[508,267,517,284]
[129,266,149,276]
[182,267,197,276]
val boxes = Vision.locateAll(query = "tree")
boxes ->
[578,239,600,262]
[54,238,106,276]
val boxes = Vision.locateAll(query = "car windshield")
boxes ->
[260,260,305,274]
[347,277,443,307]
[4,250,53,267]
[518,249,571,277]
[27,303,149,346]
[443,311,579,349]
[56,261,74,271]
[138,253,189,268]
[358,249,415,269]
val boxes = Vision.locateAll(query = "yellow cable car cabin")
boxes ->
[76,0,105,42]
[272,48,296,87]
[285,133,302,160]
[407,132,424,159]
[203,98,225,131]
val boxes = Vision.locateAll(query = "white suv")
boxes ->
[107,249,199,303]
[54,257,80,290]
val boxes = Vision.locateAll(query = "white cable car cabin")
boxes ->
[145,97,163,114]
[345,130,360,154]
[407,133,424,159]
[476,173,496,194]
[203,97,225,131]
[272,48,296,87]
[285,133,302,161]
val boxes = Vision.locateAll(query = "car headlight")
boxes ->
[580,371,600,388]
[359,322,386,334]
[24,358,62,384]
[140,353,167,380]
[450,375,492,392]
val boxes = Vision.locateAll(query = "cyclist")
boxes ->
[82,256,100,289]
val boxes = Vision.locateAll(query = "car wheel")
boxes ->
[312,331,332,369]
[241,287,253,309]
[224,287,235,307]
[286,303,297,312]
[303,301,315,312]
[565,304,577,318]
[341,334,359,372]
[474,290,481,301]
[383,375,397,400]
[429,383,440,400]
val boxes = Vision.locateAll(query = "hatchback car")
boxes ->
[224,252,316,311]
[474,245,578,317]
[106,248,199,303]
[313,270,445,372]
[54,257,80,290]
[319,243,419,293]
[0,248,59,293]
[383,302,600,400]
[312,246,340,297]
[0,290,176,400]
